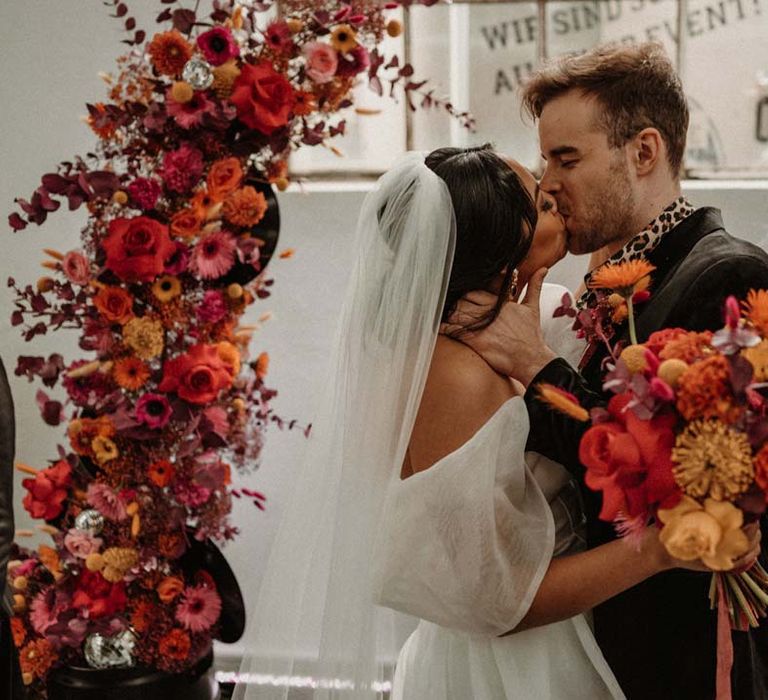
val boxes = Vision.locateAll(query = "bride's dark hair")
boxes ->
[425,143,537,333]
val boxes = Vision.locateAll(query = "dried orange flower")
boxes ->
[672,419,754,501]
[18,638,57,680]
[92,435,119,465]
[86,103,117,140]
[130,600,156,633]
[743,289,768,335]
[171,207,205,239]
[659,330,714,363]
[10,617,26,647]
[217,341,241,377]
[148,459,175,488]
[535,383,589,422]
[676,355,734,422]
[212,60,241,98]
[256,352,270,380]
[123,316,164,360]
[113,356,150,390]
[331,24,358,53]
[152,275,182,303]
[222,186,268,227]
[588,259,655,296]
[38,545,62,580]
[147,30,193,77]
[158,628,191,660]
[157,576,185,603]
[292,90,318,116]
[68,416,115,456]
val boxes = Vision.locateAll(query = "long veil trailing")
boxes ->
[233,153,457,699]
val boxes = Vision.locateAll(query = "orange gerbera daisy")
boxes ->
[18,638,57,680]
[113,356,150,390]
[222,186,268,227]
[743,289,768,335]
[292,90,318,116]
[535,383,589,422]
[158,628,191,661]
[130,599,158,633]
[588,259,655,296]
[147,30,193,77]
[147,459,175,488]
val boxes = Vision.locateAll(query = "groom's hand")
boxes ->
[444,267,556,386]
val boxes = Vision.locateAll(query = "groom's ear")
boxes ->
[631,127,664,177]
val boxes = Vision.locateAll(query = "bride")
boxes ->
[233,147,705,700]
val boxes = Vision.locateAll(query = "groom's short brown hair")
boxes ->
[521,42,689,176]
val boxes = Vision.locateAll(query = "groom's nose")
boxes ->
[539,163,560,195]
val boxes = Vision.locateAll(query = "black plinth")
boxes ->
[47,652,220,700]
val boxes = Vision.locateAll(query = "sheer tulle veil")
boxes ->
[233,153,457,699]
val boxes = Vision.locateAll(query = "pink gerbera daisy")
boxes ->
[191,230,236,280]
[175,584,222,632]
[86,482,128,521]
[165,88,218,129]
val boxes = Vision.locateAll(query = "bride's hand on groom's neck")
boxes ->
[443,267,556,386]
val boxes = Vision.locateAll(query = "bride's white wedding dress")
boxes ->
[375,284,626,700]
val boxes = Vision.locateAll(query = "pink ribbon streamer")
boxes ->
[716,577,734,700]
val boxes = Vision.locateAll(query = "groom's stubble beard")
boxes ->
[565,152,637,256]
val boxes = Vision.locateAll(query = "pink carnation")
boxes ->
[175,584,222,632]
[86,482,129,521]
[196,290,228,324]
[304,42,338,84]
[127,177,162,210]
[62,251,90,285]
[197,26,240,66]
[64,528,103,559]
[165,240,191,275]
[30,588,64,637]
[161,143,204,194]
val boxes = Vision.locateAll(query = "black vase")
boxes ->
[47,651,219,700]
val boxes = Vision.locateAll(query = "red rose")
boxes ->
[102,216,175,282]
[230,62,295,135]
[159,344,233,405]
[22,460,72,520]
[579,393,680,521]
[72,570,127,619]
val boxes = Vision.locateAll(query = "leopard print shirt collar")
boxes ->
[577,196,695,309]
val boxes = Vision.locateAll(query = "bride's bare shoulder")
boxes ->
[405,336,520,476]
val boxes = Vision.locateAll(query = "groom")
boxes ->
[457,42,768,698]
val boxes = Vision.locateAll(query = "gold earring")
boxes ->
[507,269,519,301]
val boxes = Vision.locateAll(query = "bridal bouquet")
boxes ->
[538,261,768,627]
[5,0,463,695]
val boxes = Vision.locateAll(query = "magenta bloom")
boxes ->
[336,45,370,78]
[62,250,90,285]
[191,230,236,280]
[304,42,338,83]
[165,240,191,275]
[135,392,173,429]
[30,589,63,637]
[197,27,240,66]
[161,143,204,194]
[175,584,222,632]
[86,482,128,521]
[265,21,294,54]
[62,360,113,406]
[166,88,218,129]
[127,177,162,210]
[197,290,228,324]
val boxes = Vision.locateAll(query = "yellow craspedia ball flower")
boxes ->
[658,358,689,388]
[170,81,194,104]
[387,19,403,37]
[620,344,647,373]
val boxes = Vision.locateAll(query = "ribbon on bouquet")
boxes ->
[716,578,734,700]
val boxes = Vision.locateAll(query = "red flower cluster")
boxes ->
[159,343,233,405]
[102,216,175,282]
[72,570,128,619]
[21,460,72,520]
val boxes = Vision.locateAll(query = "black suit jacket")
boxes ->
[0,358,14,608]
[525,208,768,699]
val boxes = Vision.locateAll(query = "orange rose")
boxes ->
[157,576,185,603]
[207,158,244,198]
[170,208,205,239]
[93,286,134,324]
[159,344,233,404]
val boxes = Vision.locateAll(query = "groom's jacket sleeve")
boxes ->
[0,358,15,613]
[524,243,768,481]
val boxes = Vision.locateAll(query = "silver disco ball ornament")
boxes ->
[83,629,137,669]
[182,56,214,90]
[74,509,105,535]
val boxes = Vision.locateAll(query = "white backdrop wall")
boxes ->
[2,0,768,669]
